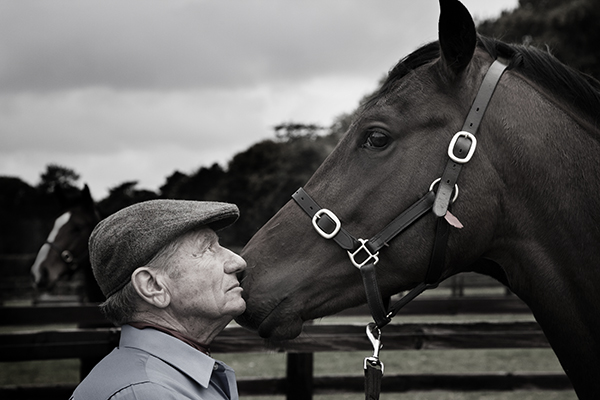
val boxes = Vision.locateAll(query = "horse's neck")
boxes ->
[513,71,600,145]
[488,72,600,266]
[494,71,600,222]
[482,72,600,395]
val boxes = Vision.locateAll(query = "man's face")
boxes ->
[165,227,247,323]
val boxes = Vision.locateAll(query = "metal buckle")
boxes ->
[448,131,477,163]
[348,238,379,269]
[61,250,74,264]
[312,209,341,239]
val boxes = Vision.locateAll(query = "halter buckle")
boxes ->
[348,238,379,269]
[312,209,342,239]
[448,131,477,163]
[61,250,74,264]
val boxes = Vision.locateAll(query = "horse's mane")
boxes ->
[373,36,600,127]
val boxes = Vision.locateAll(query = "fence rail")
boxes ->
[0,296,574,398]
[1,320,552,362]
[0,295,531,327]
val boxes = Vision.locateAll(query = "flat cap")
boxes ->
[89,199,239,298]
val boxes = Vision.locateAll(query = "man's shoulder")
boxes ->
[70,346,154,400]
[70,345,211,400]
[71,381,184,400]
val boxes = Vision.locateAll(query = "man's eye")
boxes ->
[363,130,390,149]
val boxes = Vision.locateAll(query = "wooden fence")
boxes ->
[0,294,574,399]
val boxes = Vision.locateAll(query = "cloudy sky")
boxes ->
[0,0,517,199]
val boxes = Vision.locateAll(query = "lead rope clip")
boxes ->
[364,323,384,400]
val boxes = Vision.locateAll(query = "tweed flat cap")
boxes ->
[89,199,239,298]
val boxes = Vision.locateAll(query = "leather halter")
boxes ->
[292,60,508,329]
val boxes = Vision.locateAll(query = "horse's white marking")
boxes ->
[31,211,72,284]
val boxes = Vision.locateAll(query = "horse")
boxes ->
[30,184,104,303]
[236,0,600,397]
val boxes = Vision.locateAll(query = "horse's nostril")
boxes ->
[237,270,246,283]
[35,268,49,289]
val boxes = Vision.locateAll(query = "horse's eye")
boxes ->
[363,130,390,149]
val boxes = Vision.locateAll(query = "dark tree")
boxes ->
[37,164,81,196]
[478,0,600,79]
[97,181,158,216]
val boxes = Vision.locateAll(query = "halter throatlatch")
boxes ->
[292,60,507,399]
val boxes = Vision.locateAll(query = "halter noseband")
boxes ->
[292,60,508,329]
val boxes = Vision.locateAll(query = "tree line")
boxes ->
[0,120,348,252]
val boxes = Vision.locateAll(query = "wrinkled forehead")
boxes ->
[178,226,218,250]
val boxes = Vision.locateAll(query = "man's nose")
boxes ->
[225,249,247,274]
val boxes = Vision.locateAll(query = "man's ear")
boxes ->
[131,267,171,309]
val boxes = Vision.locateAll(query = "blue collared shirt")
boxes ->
[70,324,239,400]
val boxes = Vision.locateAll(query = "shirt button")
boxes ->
[213,364,219,371]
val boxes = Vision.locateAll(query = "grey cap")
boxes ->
[89,199,239,298]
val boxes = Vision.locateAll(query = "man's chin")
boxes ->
[229,298,247,318]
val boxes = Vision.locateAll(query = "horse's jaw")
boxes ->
[258,315,304,340]
[235,294,305,340]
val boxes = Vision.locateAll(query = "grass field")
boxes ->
[0,349,576,400]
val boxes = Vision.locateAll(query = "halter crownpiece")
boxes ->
[433,59,508,217]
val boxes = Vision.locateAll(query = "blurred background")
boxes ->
[1,0,599,291]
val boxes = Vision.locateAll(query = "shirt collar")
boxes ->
[120,324,218,388]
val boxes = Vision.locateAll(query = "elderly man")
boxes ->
[70,199,247,400]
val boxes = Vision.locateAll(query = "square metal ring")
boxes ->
[348,238,379,268]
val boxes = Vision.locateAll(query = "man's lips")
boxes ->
[227,282,243,292]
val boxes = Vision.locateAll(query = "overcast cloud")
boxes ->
[0,0,517,199]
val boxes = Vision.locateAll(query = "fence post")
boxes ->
[286,352,313,400]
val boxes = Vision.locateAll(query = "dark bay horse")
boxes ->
[31,184,104,302]
[236,0,600,397]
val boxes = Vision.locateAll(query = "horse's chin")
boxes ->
[236,298,305,340]
[257,313,304,340]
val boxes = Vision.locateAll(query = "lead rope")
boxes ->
[292,60,508,400]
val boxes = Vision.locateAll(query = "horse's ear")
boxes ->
[438,0,476,74]
[81,184,95,209]
[54,185,68,208]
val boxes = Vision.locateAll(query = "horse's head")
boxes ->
[31,185,100,293]
[236,0,510,339]
[237,0,514,339]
